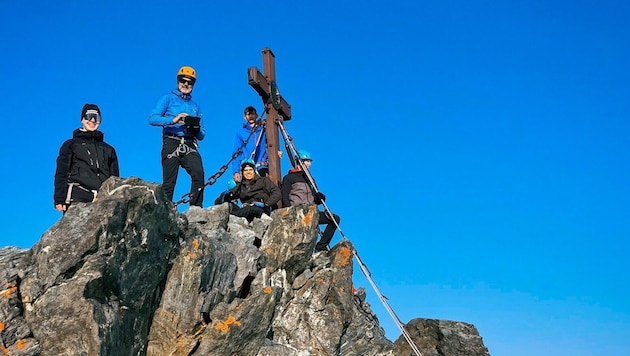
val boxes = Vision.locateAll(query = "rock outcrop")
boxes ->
[0,177,490,356]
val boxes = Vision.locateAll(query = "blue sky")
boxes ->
[2,1,629,355]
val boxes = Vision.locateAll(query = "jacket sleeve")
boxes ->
[264,177,281,207]
[195,107,206,141]
[149,94,174,126]
[110,147,120,177]
[281,175,291,207]
[53,140,73,204]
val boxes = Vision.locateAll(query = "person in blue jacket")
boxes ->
[231,106,281,182]
[149,66,206,206]
[54,104,119,212]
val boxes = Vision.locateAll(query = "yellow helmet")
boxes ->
[177,66,196,80]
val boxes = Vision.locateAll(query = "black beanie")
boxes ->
[81,104,101,121]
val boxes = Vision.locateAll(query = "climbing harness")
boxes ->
[166,137,199,159]
[276,118,424,356]
[65,182,98,204]
[174,111,266,206]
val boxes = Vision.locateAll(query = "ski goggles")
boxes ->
[85,112,102,123]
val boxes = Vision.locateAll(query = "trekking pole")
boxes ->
[276,119,423,356]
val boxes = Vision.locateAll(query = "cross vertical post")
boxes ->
[248,47,292,188]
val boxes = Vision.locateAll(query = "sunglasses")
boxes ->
[178,78,195,86]
[84,113,101,123]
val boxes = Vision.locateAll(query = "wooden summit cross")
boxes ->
[248,47,292,187]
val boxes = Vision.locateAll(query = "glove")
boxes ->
[314,192,326,204]
[253,202,265,208]
[223,191,237,202]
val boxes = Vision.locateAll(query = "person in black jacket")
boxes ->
[53,104,119,212]
[230,159,281,223]
[281,150,340,252]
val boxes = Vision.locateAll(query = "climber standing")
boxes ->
[281,150,340,252]
[231,106,281,181]
[230,159,281,223]
[149,66,206,207]
[54,104,119,212]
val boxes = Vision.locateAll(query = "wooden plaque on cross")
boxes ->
[248,47,292,187]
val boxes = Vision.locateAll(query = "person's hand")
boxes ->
[314,192,326,204]
[55,204,67,212]
[233,172,241,182]
[173,113,189,124]
[277,150,283,158]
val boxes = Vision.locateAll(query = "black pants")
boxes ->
[161,138,204,206]
[231,205,266,223]
[317,211,340,251]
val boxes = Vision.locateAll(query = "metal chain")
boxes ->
[174,113,266,206]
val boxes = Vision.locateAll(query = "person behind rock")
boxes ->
[230,159,281,223]
[54,104,120,212]
[231,106,281,181]
[214,178,240,212]
[281,150,340,252]
[149,65,206,207]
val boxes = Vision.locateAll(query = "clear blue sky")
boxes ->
[2,1,629,355]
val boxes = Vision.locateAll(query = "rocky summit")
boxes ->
[0,177,490,356]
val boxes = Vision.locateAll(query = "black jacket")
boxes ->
[236,175,281,207]
[281,169,315,207]
[54,129,119,204]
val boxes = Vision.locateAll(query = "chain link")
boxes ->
[174,114,265,206]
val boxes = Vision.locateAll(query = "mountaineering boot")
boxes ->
[314,243,329,253]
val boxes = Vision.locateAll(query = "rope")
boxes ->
[276,119,423,356]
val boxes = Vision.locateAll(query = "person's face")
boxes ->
[302,160,312,169]
[242,166,255,180]
[81,113,101,132]
[178,76,195,94]
[244,111,258,125]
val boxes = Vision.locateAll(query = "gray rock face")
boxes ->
[0,177,490,356]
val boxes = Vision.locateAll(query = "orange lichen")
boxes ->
[157,308,178,324]
[339,287,344,293]
[301,205,316,224]
[2,283,17,298]
[333,246,352,266]
[16,339,27,349]
[215,316,241,333]
[0,322,4,331]
[192,239,199,250]
[187,252,197,259]
[263,286,272,294]
[280,210,289,216]
[1,345,8,355]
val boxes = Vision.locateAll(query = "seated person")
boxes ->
[281,150,340,252]
[230,159,281,223]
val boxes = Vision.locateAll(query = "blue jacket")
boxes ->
[149,90,205,140]
[231,122,268,174]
